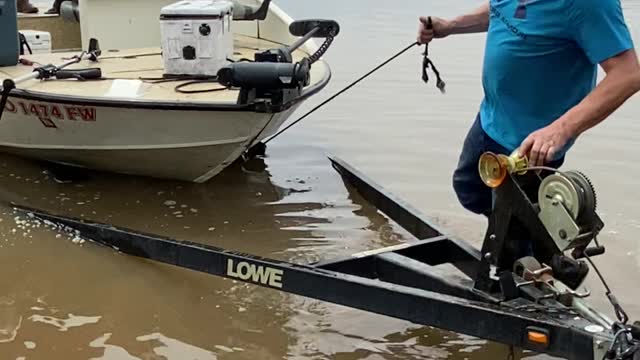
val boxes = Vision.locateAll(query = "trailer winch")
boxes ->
[14,153,640,360]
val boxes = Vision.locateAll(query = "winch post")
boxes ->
[474,172,569,293]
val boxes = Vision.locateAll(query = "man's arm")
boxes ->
[518,0,639,167]
[417,2,489,44]
[519,49,640,166]
[447,2,491,35]
[557,50,640,137]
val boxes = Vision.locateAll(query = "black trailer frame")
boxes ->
[16,155,632,360]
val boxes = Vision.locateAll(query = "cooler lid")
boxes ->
[161,0,233,17]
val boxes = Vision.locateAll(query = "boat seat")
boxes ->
[60,0,79,23]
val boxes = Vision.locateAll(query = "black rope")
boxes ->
[0,80,16,122]
[263,41,421,144]
[138,74,215,83]
[19,32,32,55]
[263,19,447,145]
[584,251,630,324]
[174,79,226,94]
[422,53,445,93]
[135,74,226,93]
[227,57,254,63]
[422,17,446,93]
[61,50,87,62]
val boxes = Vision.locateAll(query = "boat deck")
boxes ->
[0,34,327,104]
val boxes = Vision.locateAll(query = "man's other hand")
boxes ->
[417,17,452,44]
[518,124,573,167]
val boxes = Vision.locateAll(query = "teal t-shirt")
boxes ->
[479,0,634,156]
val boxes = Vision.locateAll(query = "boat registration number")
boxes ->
[4,100,97,128]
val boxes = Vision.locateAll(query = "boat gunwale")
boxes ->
[2,59,331,113]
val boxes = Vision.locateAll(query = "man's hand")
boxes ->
[518,123,573,167]
[417,17,452,44]
[417,2,490,44]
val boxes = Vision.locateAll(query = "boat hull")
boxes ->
[1,0,332,183]
[0,95,300,182]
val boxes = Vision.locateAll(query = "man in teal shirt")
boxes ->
[418,0,640,216]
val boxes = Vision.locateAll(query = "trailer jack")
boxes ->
[14,153,640,360]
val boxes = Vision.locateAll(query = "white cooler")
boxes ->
[20,30,52,54]
[160,0,234,76]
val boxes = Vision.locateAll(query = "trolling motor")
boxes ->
[475,151,640,359]
[217,19,340,112]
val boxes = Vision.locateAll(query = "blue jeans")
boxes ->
[452,114,564,217]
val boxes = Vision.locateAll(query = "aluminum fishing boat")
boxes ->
[0,0,338,183]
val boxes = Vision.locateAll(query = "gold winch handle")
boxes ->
[478,150,528,188]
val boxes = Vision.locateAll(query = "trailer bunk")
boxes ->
[15,154,640,360]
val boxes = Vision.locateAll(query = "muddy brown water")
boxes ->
[5,0,640,359]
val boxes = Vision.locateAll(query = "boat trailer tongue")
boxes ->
[15,154,640,360]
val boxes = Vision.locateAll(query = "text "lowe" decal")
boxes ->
[226,259,284,289]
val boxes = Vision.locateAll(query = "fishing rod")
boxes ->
[263,17,445,145]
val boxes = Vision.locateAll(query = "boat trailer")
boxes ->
[15,154,640,360]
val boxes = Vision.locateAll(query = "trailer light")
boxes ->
[528,331,549,345]
[525,327,551,350]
